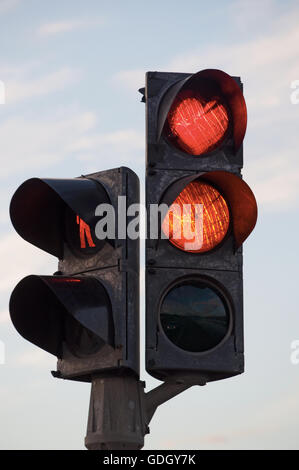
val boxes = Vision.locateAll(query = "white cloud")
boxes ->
[5,66,81,104]
[0,105,144,177]
[113,8,299,107]
[15,348,55,367]
[0,309,9,324]
[113,2,299,212]
[73,128,145,176]
[201,385,299,446]
[113,68,145,92]
[70,129,144,153]
[0,0,21,14]
[0,109,97,176]
[0,232,56,294]
[229,0,277,31]
[38,18,103,36]
[72,128,144,167]
[246,153,299,211]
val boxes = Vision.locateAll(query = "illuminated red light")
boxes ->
[162,180,230,253]
[51,278,81,283]
[76,215,96,249]
[166,89,230,155]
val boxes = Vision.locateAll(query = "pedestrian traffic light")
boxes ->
[144,69,257,383]
[9,167,140,382]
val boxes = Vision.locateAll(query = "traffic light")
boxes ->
[9,167,140,382]
[144,69,257,383]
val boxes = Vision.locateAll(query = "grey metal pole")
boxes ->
[85,373,206,450]
[85,375,146,450]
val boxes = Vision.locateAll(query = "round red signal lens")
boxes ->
[162,180,230,253]
[166,88,230,155]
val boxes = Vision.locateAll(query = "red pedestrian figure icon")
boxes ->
[76,215,96,249]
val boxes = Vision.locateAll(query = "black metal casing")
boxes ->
[145,70,252,383]
[58,167,140,381]
[10,167,140,382]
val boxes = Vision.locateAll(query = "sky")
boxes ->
[0,0,299,450]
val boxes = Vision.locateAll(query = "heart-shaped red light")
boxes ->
[166,89,230,155]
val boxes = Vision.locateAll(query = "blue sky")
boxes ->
[0,0,299,450]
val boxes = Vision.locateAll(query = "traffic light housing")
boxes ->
[144,69,257,383]
[9,167,140,382]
